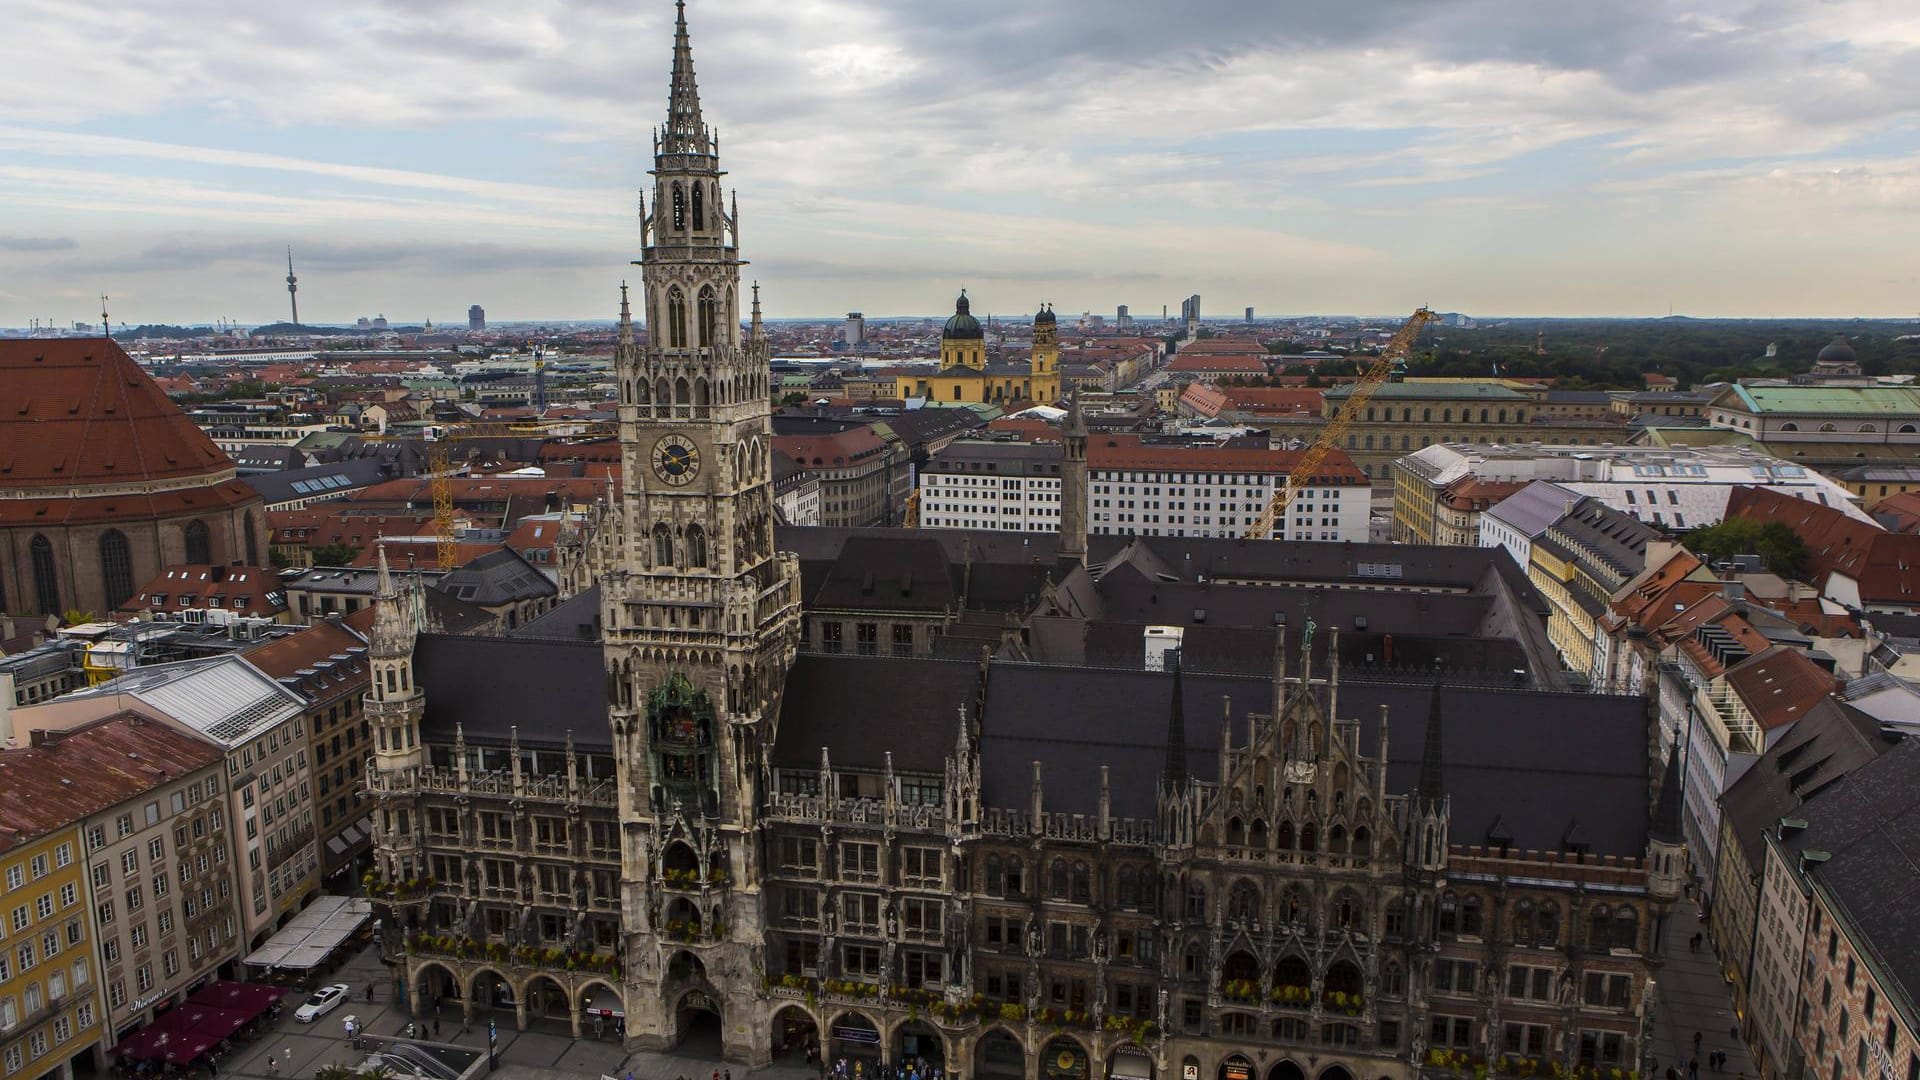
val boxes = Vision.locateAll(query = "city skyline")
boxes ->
[5,0,1920,326]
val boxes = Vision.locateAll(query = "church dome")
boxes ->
[1816,335,1856,365]
[1034,304,1055,326]
[942,292,984,340]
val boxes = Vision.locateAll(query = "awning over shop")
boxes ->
[242,895,373,971]
[582,986,625,1018]
[110,984,286,1063]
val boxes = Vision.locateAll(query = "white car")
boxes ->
[295,984,351,1023]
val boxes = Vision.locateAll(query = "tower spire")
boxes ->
[285,247,300,326]
[1417,681,1446,806]
[663,0,709,154]
[1650,740,1685,845]
[1161,650,1188,791]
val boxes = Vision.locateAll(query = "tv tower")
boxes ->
[285,247,300,325]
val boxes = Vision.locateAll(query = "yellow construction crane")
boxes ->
[1242,307,1437,540]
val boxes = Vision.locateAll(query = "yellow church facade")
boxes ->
[894,293,1063,406]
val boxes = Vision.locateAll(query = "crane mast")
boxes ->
[1242,307,1437,540]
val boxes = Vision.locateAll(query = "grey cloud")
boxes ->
[0,235,78,252]
[72,238,613,277]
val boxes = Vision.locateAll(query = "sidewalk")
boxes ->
[1650,900,1756,1080]
[210,942,820,1080]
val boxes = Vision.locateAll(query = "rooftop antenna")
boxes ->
[100,295,110,337]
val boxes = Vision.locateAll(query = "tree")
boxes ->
[779,391,806,407]
[1682,518,1810,579]
[310,543,363,567]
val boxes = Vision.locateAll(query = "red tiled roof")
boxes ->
[348,475,613,509]
[0,478,257,527]
[0,712,224,852]
[121,564,287,618]
[269,509,439,550]
[1725,646,1838,729]
[1088,435,1366,483]
[983,418,1061,443]
[243,620,368,682]
[1872,491,1920,534]
[1439,477,1530,510]
[775,426,891,467]
[1168,354,1267,374]
[350,539,500,568]
[0,338,233,489]
[1727,485,1920,605]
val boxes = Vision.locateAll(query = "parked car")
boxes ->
[295,984,352,1023]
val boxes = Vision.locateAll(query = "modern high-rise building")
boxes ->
[844,312,865,348]
[1245,307,1254,324]
[468,305,486,331]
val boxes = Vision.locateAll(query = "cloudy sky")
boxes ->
[4,0,1920,327]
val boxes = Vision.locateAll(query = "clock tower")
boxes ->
[603,0,802,1059]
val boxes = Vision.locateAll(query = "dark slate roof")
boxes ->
[809,535,960,613]
[514,585,603,642]
[437,547,558,606]
[243,457,395,505]
[974,662,1649,854]
[882,407,988,448]
[1789,737,1920,1016]
[773,654,977,773]
[415,634,608,750]
[1718,697,1889,877]
[767,652,1650,856]
[779,526,1065,616]
[1049,620,1534,683]
[233,446,307,473]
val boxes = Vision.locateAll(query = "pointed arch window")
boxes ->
[652,523,673,567]
[671,183,687,231]
[184,519,211,565]
[698,286,717,347]
[243,515,259,566]
[100,530,134,610]
[691,183,704,230]
[667,287,688,349]
[30,534,59,615]
[685,524,707,568]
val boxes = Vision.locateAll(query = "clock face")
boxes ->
[651,436,701,486]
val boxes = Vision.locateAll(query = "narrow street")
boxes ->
[1650,901,1756,1080]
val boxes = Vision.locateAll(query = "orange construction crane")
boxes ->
[428,438,458,570]
[1242,307,1436,540]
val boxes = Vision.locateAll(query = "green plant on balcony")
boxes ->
[1322,989,1363,1016]
[1269,984,1310,1007]
[997,1003,1026,1022]
[662,867,699,887]
[707,867,729,885]
[1098,1016,1157,1044]
[1221,979,1259,1003]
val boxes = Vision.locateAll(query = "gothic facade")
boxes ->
[365,8,1682,1080]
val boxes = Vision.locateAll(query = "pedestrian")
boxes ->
[1694,1032,1703,1050]
[266,1057,278,1078]
[367,983,376,1003]
[1689,1057,1699,1080]
[726,1070,733,1080]
[433,1019,441,1039]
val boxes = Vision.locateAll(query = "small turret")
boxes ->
[1058,390,1088,562]
[1409,682,1450,873]
[1647,742,1686,900]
